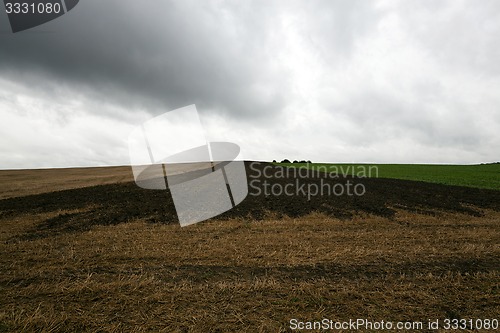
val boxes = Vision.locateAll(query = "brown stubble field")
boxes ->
[0,163,499,332]
[0,166,133,200]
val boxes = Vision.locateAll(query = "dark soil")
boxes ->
[1,162,499,239]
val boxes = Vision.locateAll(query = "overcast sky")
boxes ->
[1,0,499,169]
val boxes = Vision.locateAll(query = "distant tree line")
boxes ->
[272,159,312,164]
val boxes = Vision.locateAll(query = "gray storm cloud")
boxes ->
[0,0,499,168]
[0,0,293,119]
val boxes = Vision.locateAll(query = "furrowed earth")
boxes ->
[0,162,499,332]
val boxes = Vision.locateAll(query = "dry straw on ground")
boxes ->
[1,208,499,332]
[0,165,498,332]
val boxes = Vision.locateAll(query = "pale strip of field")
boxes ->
[0,162,219,200]
[0,166,134,200]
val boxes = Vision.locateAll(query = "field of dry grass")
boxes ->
[0,164,499,332]
[1,207,499,332]
[0,166,133,200]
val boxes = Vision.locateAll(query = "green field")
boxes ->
[276,162,500,191]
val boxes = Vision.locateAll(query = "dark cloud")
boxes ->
[0,0,385,120]
[0,0,293,119]
[0,0,499,168]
